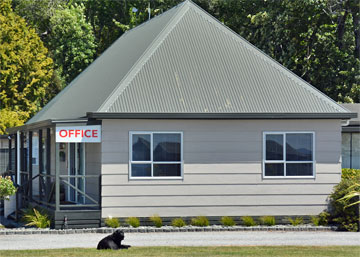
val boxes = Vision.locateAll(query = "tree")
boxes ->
[0,0,55,132]
[48,3,97,84]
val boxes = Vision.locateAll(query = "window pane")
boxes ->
[265,163,284,176]
[352,133,360,169]
[266,134,283,160]
[153,133,181,162]
[131,164,151,177]
[286,133,313,161]
[153,164,181,177]
[286,163,313,176]
[132,134,150,161]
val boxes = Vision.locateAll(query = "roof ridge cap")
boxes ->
[98,1,189,112]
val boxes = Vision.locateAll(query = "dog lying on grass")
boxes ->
[97,230,131,250]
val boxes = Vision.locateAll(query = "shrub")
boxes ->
[221,216,236,226]
[125,217,140,228]
[241,216,257,226]
[329,169,360,231]
[311,216,320,226]
[105,217,120,228]
[288,217,303,226]
[191,216,209,227]
[0,176,17,200]
[149,215,163,228]
[260,216,275,226]
[342,168,360,180]
[23,208,51,228]
[0,224,5,229]
[171,218,186,227]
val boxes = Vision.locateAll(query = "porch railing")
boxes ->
[14,172,101,212]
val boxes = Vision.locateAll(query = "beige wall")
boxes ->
[100,119,342,218]
[85,143,101,202]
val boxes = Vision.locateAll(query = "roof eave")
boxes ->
[6,118,89,134]
[87,112,357,120]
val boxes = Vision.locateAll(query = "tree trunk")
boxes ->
[337,9,348,49]
[352,11,360,59]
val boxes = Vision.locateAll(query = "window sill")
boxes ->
[129,176,183,180]
[262,176,315,179]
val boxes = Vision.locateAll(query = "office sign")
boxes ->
[56,125,101,143]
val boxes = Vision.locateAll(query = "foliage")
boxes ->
[0,176,16,200]
[48,3,96,85]
[104,217,120,228]
[0,0,55,131]
[190,216,209,227]
[171,218,186,227]
[311,213,329,226]
[149,215,163,228]
[288,217,303,226]
[329,171,360,231]
[342,168,360,180]
[260,216,276,226]
[126,217,140,228]
[23,208,51,228]
[0,108,28,135]
[241,216,257,226]
[220,216,236,226]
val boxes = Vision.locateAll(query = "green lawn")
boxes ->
[0,246,359,257]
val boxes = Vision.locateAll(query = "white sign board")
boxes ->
[56,125,101,143]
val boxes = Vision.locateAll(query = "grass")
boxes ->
[0,246,359,257]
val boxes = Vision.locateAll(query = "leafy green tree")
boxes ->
[48,3,96,84]
[0,0,54,132]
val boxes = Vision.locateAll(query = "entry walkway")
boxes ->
[0,231,359,250]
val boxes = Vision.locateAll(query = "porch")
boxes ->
[6,126,102,228]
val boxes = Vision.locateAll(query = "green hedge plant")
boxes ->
[149,215,163,228]
[191,216,209,227]
[221,216,236,226]
[126,217,140,228]
[329,169,360,231]
[105,217,120,228]
[260,216,276,226]
[241,216,257,226]
[288,217,303,226]
[171,218,186,227]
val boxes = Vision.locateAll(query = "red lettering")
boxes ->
[75,130,81,138]
[92,130,98,138]
[69,130,74,137]
[85,130,91,137]
[59,130,67,137]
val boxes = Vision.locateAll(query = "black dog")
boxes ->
[97,230,131,250]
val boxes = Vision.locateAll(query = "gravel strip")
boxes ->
[0,231,359,250]
[0,225,337,235]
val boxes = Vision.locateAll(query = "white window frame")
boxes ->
[263,131,315,178]
[129,131,183,180]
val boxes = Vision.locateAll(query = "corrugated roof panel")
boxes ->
[105,5,348,114]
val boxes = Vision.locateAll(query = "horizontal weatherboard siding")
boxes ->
[101,119,341,218]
